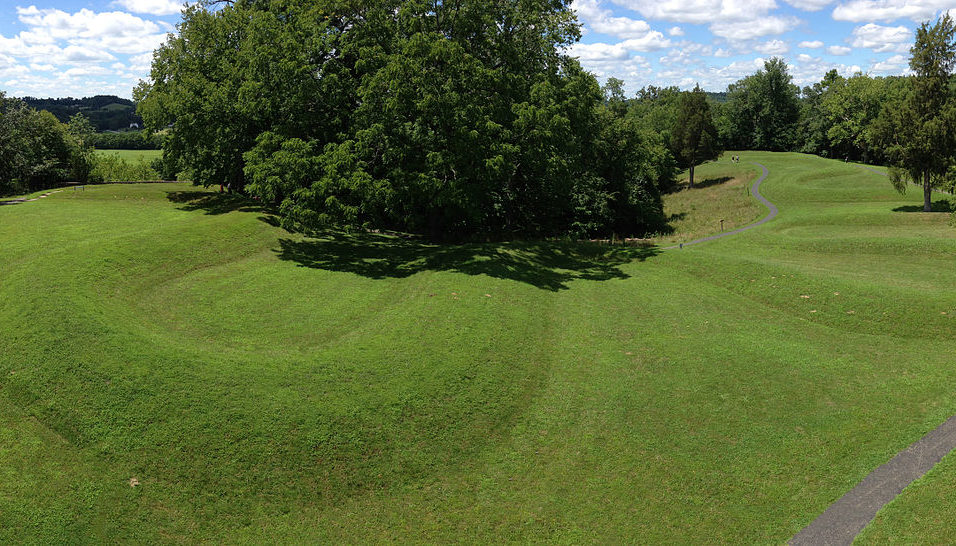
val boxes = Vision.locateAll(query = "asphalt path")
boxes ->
[663,162,774,250]
[791,416,956,545]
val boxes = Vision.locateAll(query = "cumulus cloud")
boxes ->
[799,40,824,48]
[112,0,187,16]
[613,0,777,24]
[567,42,631,61]
[0,5,174,97]
[668,26,684,36]
[789,58,862,85]
[783,0,835,10]
[756,39,790,55]
[827,45,852,55]
[710,15,801,40]
[871,53,909,73]
[573,0,671,46]
[832,0,950,23]
[850,23,911,53]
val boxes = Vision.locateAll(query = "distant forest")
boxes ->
[20,95,142,132]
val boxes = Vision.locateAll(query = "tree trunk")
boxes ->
[924,170,932,212]
[689,164,695,188]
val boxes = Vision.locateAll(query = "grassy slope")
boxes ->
[1,153,954,542]
[94,149,163,162]
[653,159,762,245]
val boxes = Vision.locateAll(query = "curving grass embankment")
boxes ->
[0,152,954,542]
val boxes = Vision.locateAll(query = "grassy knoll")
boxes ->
[653,158,763,245]
[94,148,163,162]
[1,153,955,542]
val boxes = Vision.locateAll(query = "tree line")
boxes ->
[0,92,97,195]
[21,95,143,132]
[6,1,955,222]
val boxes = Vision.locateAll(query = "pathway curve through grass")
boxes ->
[0,189,65,205]
[663,162,773,250]
[791,415,956,545]
[2,154,956,542]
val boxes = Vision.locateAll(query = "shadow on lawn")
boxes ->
[688,176,734,190]
[892,200,953,213]
[166,189,662,291]
[276,233,660,291]
[166,190,269,216]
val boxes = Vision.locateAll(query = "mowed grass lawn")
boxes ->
[653,158,763,245]
[94,148,163,162]
[1,153,954,542]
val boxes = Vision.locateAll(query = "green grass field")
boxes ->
[94,148,163,162]
[652,159,762,245]
[1,152,954,542]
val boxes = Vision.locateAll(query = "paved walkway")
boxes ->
[662,160,956,544]
[0,189,64,205]
[791,415,956,545]
[663,162,774,250]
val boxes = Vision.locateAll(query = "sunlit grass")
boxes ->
[1,152,954,542]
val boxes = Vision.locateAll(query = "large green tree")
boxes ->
[138,0,671,239]
[874,14,956,212]
[0,92,93,195]
[725,58,801,151]
[671,84,721,187]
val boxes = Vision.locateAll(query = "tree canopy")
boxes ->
[873,14,956,211]
[0,91,95,195]
[137,0,672,240]
[671,84,721,187]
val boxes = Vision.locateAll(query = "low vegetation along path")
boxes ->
[663,162,774,250]
[3,153,956,542]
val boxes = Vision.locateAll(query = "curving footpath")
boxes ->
[0,188,65,205]
[660,160,956,544]
[663,162,774,250]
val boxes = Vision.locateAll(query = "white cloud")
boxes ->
[784,0,835,10]
[710,16,801,40]
[62,45,116,63]
[871,54,908,73]
[850,23,911,53]
[112,0,187,16]
[668,26,684,36]
[573,0,671,46]
[756,39,790,55]
[799,40,824,48]
[567,42,630,61]
[0,5,173,97]
[659,43,715,65]
[832,0,950,23]
[827,45,852,55]
[614,0,778,24]
[790,57,863,86]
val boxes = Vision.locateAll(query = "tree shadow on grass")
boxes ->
[166,190,269,216]
[665,176,734,194]
[687,176,734,190]
[276,233,661,291]
[892,200,953,213]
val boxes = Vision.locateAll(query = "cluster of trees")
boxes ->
[21,95,143,131]
[626,15,956,212]
[137,0,695,240]
[91,130,164,150]
[129,2,956,233]
[0,92,96,195]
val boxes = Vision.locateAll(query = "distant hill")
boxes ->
[20,95,143,132]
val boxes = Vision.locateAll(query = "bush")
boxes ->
[90,154,160,182]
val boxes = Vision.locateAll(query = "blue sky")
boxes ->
[0,0,948,98]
